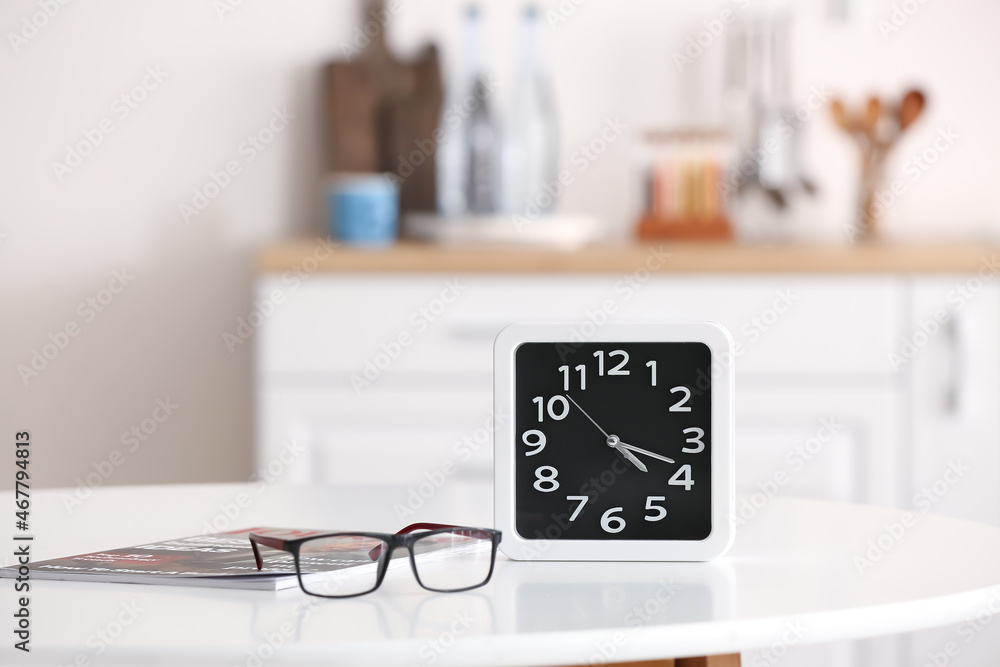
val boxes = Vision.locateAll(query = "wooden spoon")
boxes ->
[864,96,882,137]
[899,89,925,131]
[830,98,852,133]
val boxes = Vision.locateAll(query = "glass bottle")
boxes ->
[502,5,558,217]
[436,5,498,216]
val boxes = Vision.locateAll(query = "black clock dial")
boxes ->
[514,342,712,541]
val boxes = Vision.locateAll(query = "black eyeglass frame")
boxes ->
[249,523,502,598]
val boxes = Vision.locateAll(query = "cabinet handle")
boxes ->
[449,320,510,340]
[946,316,964,415]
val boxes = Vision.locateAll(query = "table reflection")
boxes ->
[493,560,735,634]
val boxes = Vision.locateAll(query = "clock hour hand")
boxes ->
[604,434,646,473]
[614,444,648,472]
[617,442,675,465]
[564,394,611,439]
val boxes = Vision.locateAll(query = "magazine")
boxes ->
[0,527,398,592]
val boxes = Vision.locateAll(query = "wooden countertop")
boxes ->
[257,241,1000,274]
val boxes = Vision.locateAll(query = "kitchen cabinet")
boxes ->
[257,274,906,503]
[255,243,1000,667]
[903,278,1000,667]
[255,243,1000,527]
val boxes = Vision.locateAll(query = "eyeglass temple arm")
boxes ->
[248,534,287,570]
[367,523,495,561]
[394,522,460,535]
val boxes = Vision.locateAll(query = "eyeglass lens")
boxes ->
[298,535,388,597]
[410,529,494,592]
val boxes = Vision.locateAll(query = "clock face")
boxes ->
[513,341,712,541]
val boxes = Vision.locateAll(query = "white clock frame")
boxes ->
[494,321,735,561]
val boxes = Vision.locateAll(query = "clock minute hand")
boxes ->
[564,394,610,439]
[617,442,676,465]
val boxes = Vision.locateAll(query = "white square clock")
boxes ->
[494,322,735,561]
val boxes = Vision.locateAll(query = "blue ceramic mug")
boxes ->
[327,174,399,246]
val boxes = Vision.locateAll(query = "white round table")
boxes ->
[3,482,999,666]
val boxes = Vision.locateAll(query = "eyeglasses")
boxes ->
[249,523,501,598]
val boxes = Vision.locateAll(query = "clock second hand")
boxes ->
[617,442,675,465]
[563,394,610,439]
[564,394,648,473]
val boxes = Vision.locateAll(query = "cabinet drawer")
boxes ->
[623,276,902,376]
[258,274,901,380]
[257,388,494,486]
[258,275,631,378]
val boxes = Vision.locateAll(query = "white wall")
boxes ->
[3,0,998,489]
[0,0,358,488]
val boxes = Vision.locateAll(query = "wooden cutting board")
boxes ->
[322,0,442,221]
